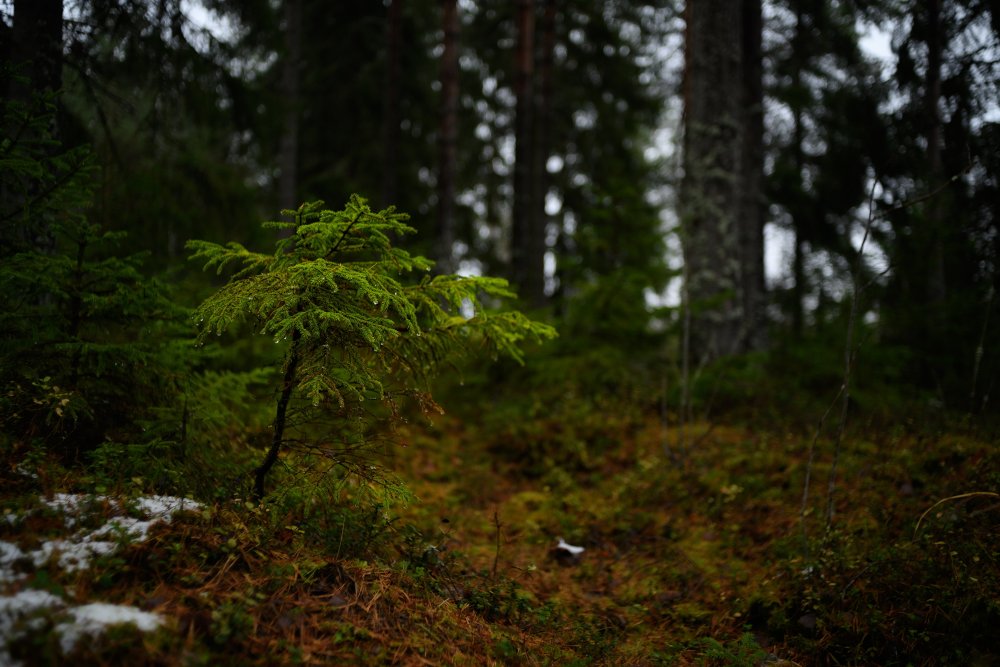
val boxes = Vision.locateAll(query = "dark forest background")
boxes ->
[5,0,999,410]
[2,1,1000,665]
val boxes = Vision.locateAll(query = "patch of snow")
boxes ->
[0,542,27,588]
[13,463,37,480]
[40,494,114,528]
[0,589,65,666]
[56,603,163,655]
[31,537,119,573]
[1,494,196,661]
[132,495,201,520]
[1,494,203,578]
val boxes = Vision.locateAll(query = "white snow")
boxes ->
[0,589,65,666]
[0,494,203,582]
[0,494,200,662]
[0,542,26,584]
[56,603,163,655]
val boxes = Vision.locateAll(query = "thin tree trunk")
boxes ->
[436,0,459,274]
[278,0,303,212]
[511,0,544,306]
[529,0,556,308]
[790,2,806,338]
[382,0,404,207]
[9,0,63,102]
[254,329,301,501]
[740,0,766,351]
[8,0,64,254]
[925,0,946,305]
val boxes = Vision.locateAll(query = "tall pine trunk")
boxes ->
[9,0,63,104]
[382,0,404,208]
[7,0,64,254]
[436,0,459,274]
[740,0,766,352]
[278,0,303,211]
[530,0,557,308]
[924,0,946,306]
[790,2,806,339]
[511,0,545,307]
[681,0,745,361]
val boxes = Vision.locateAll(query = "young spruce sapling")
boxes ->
[188,196,555,500]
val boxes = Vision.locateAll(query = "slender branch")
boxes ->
[824,179,877,526]
[491,508,502,580]
[0,154,91,225]
[873,162,971,223]
[913,492,1000,538]
[327,210,364,258]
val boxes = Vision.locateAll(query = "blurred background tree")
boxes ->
[2,0,997,416]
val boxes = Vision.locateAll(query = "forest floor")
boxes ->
[1,407,998,666]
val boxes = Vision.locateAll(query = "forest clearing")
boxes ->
[2,1,998,665]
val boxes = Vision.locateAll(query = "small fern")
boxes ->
[188,196,556,499]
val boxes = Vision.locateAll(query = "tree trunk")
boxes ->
[254,330,301,501]
[680,0,746,361]
[790,2,806,339]
[924,0,946,306]
[739,0,766,351]
[436,0,459,274]
[511,0,545,307]
[530,0,557,308]
[7,0,64,255]
[9,0,63,102]
[382,0,404,208]
[278,0,303,212]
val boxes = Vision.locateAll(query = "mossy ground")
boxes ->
[2,406,998,666]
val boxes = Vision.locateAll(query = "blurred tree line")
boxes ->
[2,0,998,430]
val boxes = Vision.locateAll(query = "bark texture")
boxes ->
[681,0,766,361]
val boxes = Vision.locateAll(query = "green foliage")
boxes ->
[188,195,556,498]
[696,632,767,667]
[0,82,188,459]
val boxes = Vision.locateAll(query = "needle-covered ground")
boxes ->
[1,411,997,666]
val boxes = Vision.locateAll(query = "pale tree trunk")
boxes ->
[278,0,303,212]
[436,0,459,274]
[681,0,745,361]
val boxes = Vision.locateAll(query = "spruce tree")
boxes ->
[188,195,555,500]
[0,83,185,456]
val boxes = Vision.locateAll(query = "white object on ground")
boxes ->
[555,537,585,555]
